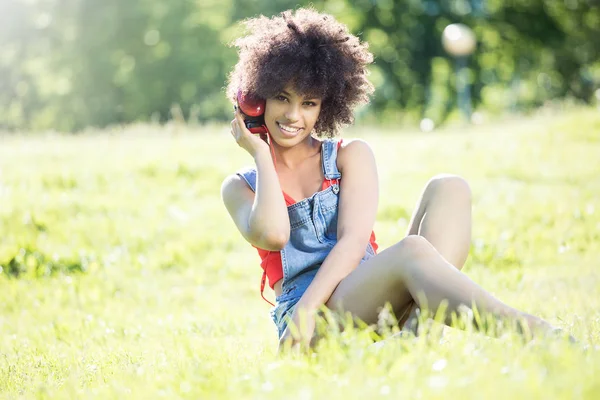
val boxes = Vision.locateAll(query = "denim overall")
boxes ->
[237,139,376,338]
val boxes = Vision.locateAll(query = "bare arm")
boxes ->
[221,113,291,251]
[295,139,379,309]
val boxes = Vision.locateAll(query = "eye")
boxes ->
[304,101,318,106]
[275,95,288,102]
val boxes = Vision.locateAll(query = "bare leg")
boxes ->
[325,235,557,338]
[406,174,472,267]
[403,175,472,332]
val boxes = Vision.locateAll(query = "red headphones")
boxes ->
[236,90,267,134]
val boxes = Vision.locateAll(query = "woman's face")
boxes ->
[264,85,322,147]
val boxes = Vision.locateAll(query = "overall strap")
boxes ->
[321,139,342,182]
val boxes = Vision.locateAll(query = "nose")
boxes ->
[283,102,301,122]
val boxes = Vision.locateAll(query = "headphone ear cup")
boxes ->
[237,90,265,117]
[248,124,267,134]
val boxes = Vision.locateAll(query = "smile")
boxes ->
[277,122,303,134]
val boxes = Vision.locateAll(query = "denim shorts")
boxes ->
[270,269,319,339]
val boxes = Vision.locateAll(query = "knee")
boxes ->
[391,235,437,277]
[397,234,432,253]
[426,174,471,202]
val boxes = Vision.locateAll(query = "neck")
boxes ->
[270,136,321,169]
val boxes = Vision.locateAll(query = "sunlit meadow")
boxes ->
[1,107,599,399]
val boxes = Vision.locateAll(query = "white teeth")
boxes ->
[278,123,301,133]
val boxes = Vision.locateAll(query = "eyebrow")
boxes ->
[280,90,320,101]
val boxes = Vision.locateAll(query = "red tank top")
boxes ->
[254,139,379,303]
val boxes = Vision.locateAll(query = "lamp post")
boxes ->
[442,23,476,122]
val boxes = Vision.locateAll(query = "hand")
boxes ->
[230,109,270,158]
[278,306,316,353]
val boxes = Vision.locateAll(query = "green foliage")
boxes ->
[339,0,600,124]
[1,1,599,132]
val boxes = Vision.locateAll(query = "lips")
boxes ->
[276,122,303,137]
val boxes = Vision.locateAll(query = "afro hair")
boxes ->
[226,8,374,138]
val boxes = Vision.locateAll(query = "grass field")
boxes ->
[1,107,599,399]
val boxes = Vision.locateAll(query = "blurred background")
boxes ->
[1,0,599,132]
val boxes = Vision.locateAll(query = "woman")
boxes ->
[222,8,570,349]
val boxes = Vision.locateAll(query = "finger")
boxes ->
[234,111,248,129]
[231,119,244,137]
[291,342,304,354]
[230,120,237,138]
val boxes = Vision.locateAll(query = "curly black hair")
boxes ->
[226,8,374,138]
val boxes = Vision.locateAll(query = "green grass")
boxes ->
[1,108,599,399]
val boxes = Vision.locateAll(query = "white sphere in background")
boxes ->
[420,118,435,132]
[442,24,476,57]
[471,111,485,125]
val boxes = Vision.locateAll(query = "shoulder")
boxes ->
[221,172,245,190]
[337,138,372,152]
[336,138,376,172]
[220,170,254,202]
